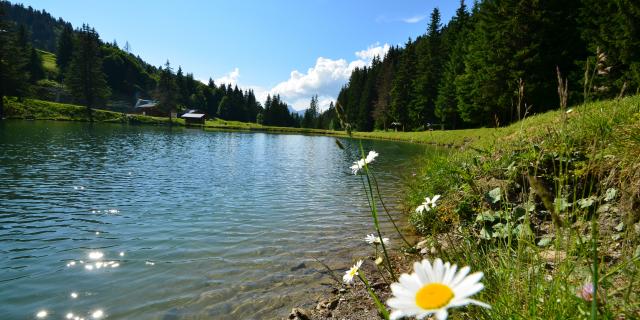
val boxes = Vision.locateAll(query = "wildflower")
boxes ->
[387,258,490,320]
[577,283,605,304]
[365,150,379,164]
[415,195,441,213]
[343,260,363,284]
[350,159,365,175]
[375,257,384,265]
[365,233,390,245]
[350,150,378,174]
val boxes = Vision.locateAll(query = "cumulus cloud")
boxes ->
[270,43,390,111]
[355,43,391,61]
[402,15,427,24]
[215,67,240,86]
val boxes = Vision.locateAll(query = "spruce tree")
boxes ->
[435,0,469,129]
[65,24,110,112]
[0,8,28,119]
[156,60,178,119]
[56,24,74,77]
[28,47,45,82]
[390,40,416,131]
[409,8,442,129]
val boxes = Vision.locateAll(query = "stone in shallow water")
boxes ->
[289,308,310,320]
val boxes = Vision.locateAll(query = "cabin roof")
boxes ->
[181,113,206,119]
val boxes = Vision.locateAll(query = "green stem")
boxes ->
[360,144,397,281]
[591,212,599,320]
[358,272,390,320]
[370,172,412,247]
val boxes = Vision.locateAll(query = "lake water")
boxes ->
[0,121,426,319]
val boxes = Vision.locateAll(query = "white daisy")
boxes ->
[424,195,441,208]
[350,150,378,174]
[416,195,441,214]
[415,203,428,213]
[387,258,490,320]
[350,159,365,175]
[365,150,379,164]
[343,260,363,284]
[365,233,390,245]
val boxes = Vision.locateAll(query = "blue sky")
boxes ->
[18,0,459,110]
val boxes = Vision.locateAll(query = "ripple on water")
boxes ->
[0,122,428,319]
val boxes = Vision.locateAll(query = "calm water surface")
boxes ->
[0,121,427,319]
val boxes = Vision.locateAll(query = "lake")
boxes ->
[0,121,426,319]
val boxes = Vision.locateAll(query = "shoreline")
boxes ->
[3,97,485,148]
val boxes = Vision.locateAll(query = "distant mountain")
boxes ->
[287,106,306,116]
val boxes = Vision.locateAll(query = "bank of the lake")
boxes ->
[3,97,482,147]
[297,95,640,320]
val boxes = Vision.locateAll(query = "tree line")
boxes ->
[334,0,640,131]
[0,1,300,126]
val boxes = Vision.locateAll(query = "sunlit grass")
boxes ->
[405,95,640,319]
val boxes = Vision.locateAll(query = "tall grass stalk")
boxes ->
[359,144,397,281]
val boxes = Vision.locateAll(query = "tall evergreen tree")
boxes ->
[66,24,110,111]
[435,0,470,129]
[302,94,319,128]
[0,8,28,119]
[390,40,416,131]
[27,47,45,82]
[56,24,74,76]
[409,8,443,129]
[156,60,178,119]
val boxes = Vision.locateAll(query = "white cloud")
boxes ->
[269,43,390,111]
[355,43,391,61]
[402,15,427,24]
[215,67,240,86]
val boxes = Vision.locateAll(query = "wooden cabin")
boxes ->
[181,111,206,125]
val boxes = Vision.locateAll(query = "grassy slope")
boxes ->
[38,49,58,74]
[403,96,640,319]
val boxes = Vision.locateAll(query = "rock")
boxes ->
[371,282,386,290]
[338,288,347,294]
[539,250,567,262]
[316,299,339,310]
[415,239,429,249]
[290,262,306,271]
[288,308,310,320]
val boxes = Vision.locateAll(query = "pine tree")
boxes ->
[65,24,110,112]
[56,24,74,76]
[156,60,178,119]
[27,47,45,82]
[0,8,28,119]
[435,0,469,129]
[217,96,231,119]
[409,8,443,129]
[390,40,416,131]
[302,94,319,128]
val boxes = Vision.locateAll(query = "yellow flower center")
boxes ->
[415,283,454,310]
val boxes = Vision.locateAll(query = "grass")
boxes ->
[38,50,58,75]
[403,95,640,319]
[3,97,181,125]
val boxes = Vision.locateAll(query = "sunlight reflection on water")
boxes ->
[0,121,431,319]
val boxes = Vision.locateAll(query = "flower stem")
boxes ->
[359,144,397,281]
[358,272,390,320]
[370,172,412,247]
